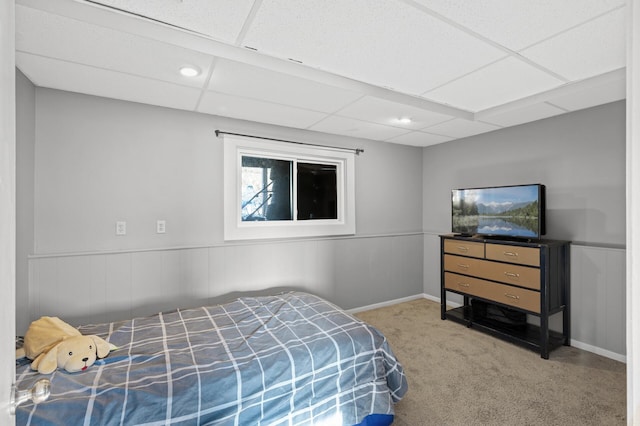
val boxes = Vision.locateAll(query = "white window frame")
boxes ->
[224,134,356,241]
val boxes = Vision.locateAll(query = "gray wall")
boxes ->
[34,89,423,253]
[17,80,628,359]
[422,101,626,246]
[18,86,424,333]
[15,70,35,335]
[423,101,627,359]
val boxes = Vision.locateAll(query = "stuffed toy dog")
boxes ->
[16,316,113,374]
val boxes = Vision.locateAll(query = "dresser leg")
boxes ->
[563,306,571,346]
[540,313,549,359]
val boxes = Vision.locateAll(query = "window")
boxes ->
[224,135,355,240]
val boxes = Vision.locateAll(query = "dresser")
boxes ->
[440,234,570,359]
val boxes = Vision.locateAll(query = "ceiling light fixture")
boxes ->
[179,66,200,77]
[397,117,412,124]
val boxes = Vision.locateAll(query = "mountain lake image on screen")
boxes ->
[451,184,544,239]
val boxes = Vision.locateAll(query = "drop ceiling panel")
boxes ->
[424,57,564,112]
[88,0,255,43]
[480,102,567,127]
[548,78,626,111]
[336,96,453,130]
[309,116,411,141]
[243,0,506,95]
[13,0,629,146]
[520,8,626,81]
[423,118,501,139]
[415,0,625,51]
[17,52,202,110]
[209,59,363,113]
[198,91,327,129]
[16,6,213,88]
[386,131,453,147]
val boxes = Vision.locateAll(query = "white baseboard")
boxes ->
[570,339,626,363]
[346,293,426,314]
[354,294,626,363]
[422,293,440,304]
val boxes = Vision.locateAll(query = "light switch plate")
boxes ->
[116,221,126,236]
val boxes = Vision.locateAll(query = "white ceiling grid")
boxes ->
[15,0,627,147]
[548,77,627,111]
[520,7,627,80]
[480,102,568,128]
[424,56,565,111]
[335,96,453,130]
[208,59,363,114]
[422,118,501,139]
[89,0,257,43]
[199,90,328,129]
[242,0,508,95]
[412,0,625,51]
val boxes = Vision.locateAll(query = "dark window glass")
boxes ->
[297,163,337,220]
[241,156,292,221]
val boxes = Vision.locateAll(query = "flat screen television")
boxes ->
[451,183,546,239]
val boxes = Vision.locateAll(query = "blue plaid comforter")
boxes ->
[16,292,407,425]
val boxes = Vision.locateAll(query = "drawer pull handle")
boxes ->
[457,282,470,288]
[504,272,520,278]
[457,246,469,252]
[457,264,470,269]
[503,251,519,257]
[504,293,520,300]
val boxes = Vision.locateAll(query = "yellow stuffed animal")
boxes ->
[16,316,113,374]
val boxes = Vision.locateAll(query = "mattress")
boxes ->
[16,292,407,425]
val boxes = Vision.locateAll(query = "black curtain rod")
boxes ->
[215,130,364,155]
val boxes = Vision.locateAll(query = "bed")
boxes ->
[16,292,407,425]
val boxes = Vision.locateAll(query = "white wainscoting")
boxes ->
[26,234,626,362]
[25,233,424,333]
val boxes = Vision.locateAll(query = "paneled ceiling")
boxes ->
[15,0,627,146]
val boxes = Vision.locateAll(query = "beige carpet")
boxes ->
[355,298,626,426]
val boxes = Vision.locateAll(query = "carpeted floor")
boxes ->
[355,298,626,426]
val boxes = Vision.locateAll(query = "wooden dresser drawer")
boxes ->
[443,254,486,276]
[444,272,540,313]
[443,239,484,258]
[444,254,540,290]
[486,243,540,267]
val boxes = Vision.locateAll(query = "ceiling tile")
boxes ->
[309,116,410,141]
[88,0,255,43]
[520,8,626,81]
[422,118,501,139]
[424,57,564,111]
[198,91,327,129]
[14,0,628,146]
[336,96,453,130]
[16,6,213,88]
[414,0,625,51]
[243,0,505,95]
[547,78,626,111]
[480,102,567,127]
[209,59,363,113]
[386,131,453,147]
[17,52,202,110]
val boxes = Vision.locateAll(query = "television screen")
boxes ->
[451,184,545,239]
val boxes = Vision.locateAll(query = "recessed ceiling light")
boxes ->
[397,117,412,124]
[179,66,200,77]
